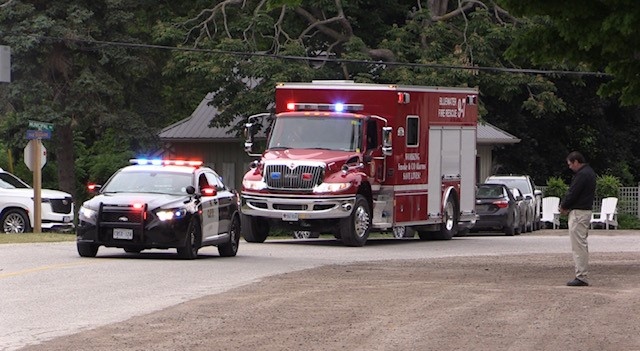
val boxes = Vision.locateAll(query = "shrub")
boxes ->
[545,176,568,198]
[596,175,621,198]
[617,213,640,229]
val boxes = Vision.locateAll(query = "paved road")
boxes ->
[1,231,639,350]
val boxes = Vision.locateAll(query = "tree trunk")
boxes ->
[427,0,449,17]
[55,122,77,202]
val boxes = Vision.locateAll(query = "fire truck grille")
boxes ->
[264,164,323,190]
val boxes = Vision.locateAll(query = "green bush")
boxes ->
[617,213,640,229]
[596,175,622,198]
[545,176,568,198]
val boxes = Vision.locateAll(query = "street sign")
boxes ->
[26,130,52,140]
[28,120,54,131]
[24,140,46,170]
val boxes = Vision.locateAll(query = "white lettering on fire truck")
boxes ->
[398,153,426,180]
[438,97,466,119]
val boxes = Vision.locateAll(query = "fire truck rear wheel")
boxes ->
[418,196,457,240]
[241,214,269,243]
[339,195,371,247]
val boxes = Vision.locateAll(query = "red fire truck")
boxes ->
[241,80,478,246]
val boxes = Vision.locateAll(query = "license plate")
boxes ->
[113,228,133,240]
[282,212,299,221]
[63,216,71,223]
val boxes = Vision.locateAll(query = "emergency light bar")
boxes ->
[286,102,364,113]
[129,159,203,167]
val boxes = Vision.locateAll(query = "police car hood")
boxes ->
[83,193,189,211]
[263,149,358,164]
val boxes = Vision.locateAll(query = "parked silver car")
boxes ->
[485,175,543,231]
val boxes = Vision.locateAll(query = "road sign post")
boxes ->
[31,139,42,233]
[24,121,54,233]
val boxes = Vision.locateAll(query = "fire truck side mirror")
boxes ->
[382,126,393,156]
[244,122,255,153]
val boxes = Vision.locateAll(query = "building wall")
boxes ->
[477,144,493,183]
[167,141,253,191]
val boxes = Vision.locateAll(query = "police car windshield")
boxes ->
[102,171,193,195]
[268,116,362,151]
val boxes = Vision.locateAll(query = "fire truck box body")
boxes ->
[241,80,478,246]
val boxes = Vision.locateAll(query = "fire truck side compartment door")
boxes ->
[459,127,477,216]
[427,127,443,217]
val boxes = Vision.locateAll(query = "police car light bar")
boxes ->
[130,159,203,167]
[286,102,364,113]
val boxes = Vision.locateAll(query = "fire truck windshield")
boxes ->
[268,116,362,151]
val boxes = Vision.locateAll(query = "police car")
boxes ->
[76,159,241,259]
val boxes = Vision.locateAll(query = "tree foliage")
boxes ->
[497,0,640,106]
[2,0,640,205]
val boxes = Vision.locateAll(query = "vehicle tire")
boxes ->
[418,195,457,240]
[77,242,99,257]
[177,218,201,260]
[503,210,516,236]
[240,214,269,243]
[2,209,31,233]
[218,215,240,257]
[339,195,371,247]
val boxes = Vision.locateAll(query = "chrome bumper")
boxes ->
[241,194,356,220]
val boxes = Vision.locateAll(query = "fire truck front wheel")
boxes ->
[339,195,371,247]
[241,214,269,243]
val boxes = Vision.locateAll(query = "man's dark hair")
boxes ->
[567,151,586,164]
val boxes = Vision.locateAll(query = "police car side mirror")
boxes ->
[87,183,102,195]
[186,185,196,195]
[382,126,392,156]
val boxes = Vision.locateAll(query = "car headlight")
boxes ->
[79,206,97,223]
[313,182,352,193]
[242,179,267,191]
[156,208,187,221]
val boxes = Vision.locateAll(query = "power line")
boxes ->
[34,35,611,78]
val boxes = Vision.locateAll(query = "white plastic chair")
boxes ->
[541,196,561,229]
[590,197,619,230]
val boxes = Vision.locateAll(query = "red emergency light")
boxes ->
[286,102,364,113]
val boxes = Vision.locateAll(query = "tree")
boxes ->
[0,0,177,200]
[497,0,640,106]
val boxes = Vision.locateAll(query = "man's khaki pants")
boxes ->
[568,210,592,282]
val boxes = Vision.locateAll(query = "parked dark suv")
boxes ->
[485,175,543,231]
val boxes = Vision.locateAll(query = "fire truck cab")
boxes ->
[241,80,478,246]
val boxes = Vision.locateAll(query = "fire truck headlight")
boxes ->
[156,208,187,221]
[242,179,267,191]
[79,206,97,224]
[313,182,352,193]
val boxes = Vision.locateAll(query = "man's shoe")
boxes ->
[566,278,589,286]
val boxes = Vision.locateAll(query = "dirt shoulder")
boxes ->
[21,248,640,351]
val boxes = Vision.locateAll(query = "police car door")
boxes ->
[206,171,234,235]
[197,172,219,239]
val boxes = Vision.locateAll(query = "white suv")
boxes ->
[485,175,543,231]
[0,168,74,233]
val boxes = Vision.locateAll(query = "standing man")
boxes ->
[559,151,597,287]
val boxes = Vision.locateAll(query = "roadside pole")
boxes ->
[25,121,52,233]
[32,139,42,233]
